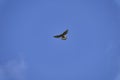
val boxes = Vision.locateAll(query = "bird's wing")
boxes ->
[62,29,68,35]
[53,35,62,38]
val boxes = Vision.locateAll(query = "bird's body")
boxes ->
[53,29,68,40]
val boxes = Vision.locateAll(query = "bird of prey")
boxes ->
[53,29,68,40]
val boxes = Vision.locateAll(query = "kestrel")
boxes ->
[53,29,68,40]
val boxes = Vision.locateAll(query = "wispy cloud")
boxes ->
[114,61,120,80]
[0,0,7,6]
[0,55,27,80]
[115,0,120,6]
[114,54,120,80]
[115,73,120,80]
[105,41,120,80]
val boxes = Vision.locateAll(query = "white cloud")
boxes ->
[0,57,27,80]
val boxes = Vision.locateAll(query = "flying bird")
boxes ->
[53,29,68,40]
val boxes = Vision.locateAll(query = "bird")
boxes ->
[53,29,68,40]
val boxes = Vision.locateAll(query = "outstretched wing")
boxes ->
[53,35,62,38]
[62,29,68,35]
[53,29,68,38]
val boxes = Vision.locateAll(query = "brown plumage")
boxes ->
[53,29,68,40]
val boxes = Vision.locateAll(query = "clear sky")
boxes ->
[0,0,120,80]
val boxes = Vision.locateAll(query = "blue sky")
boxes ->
[0,0,120,80]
